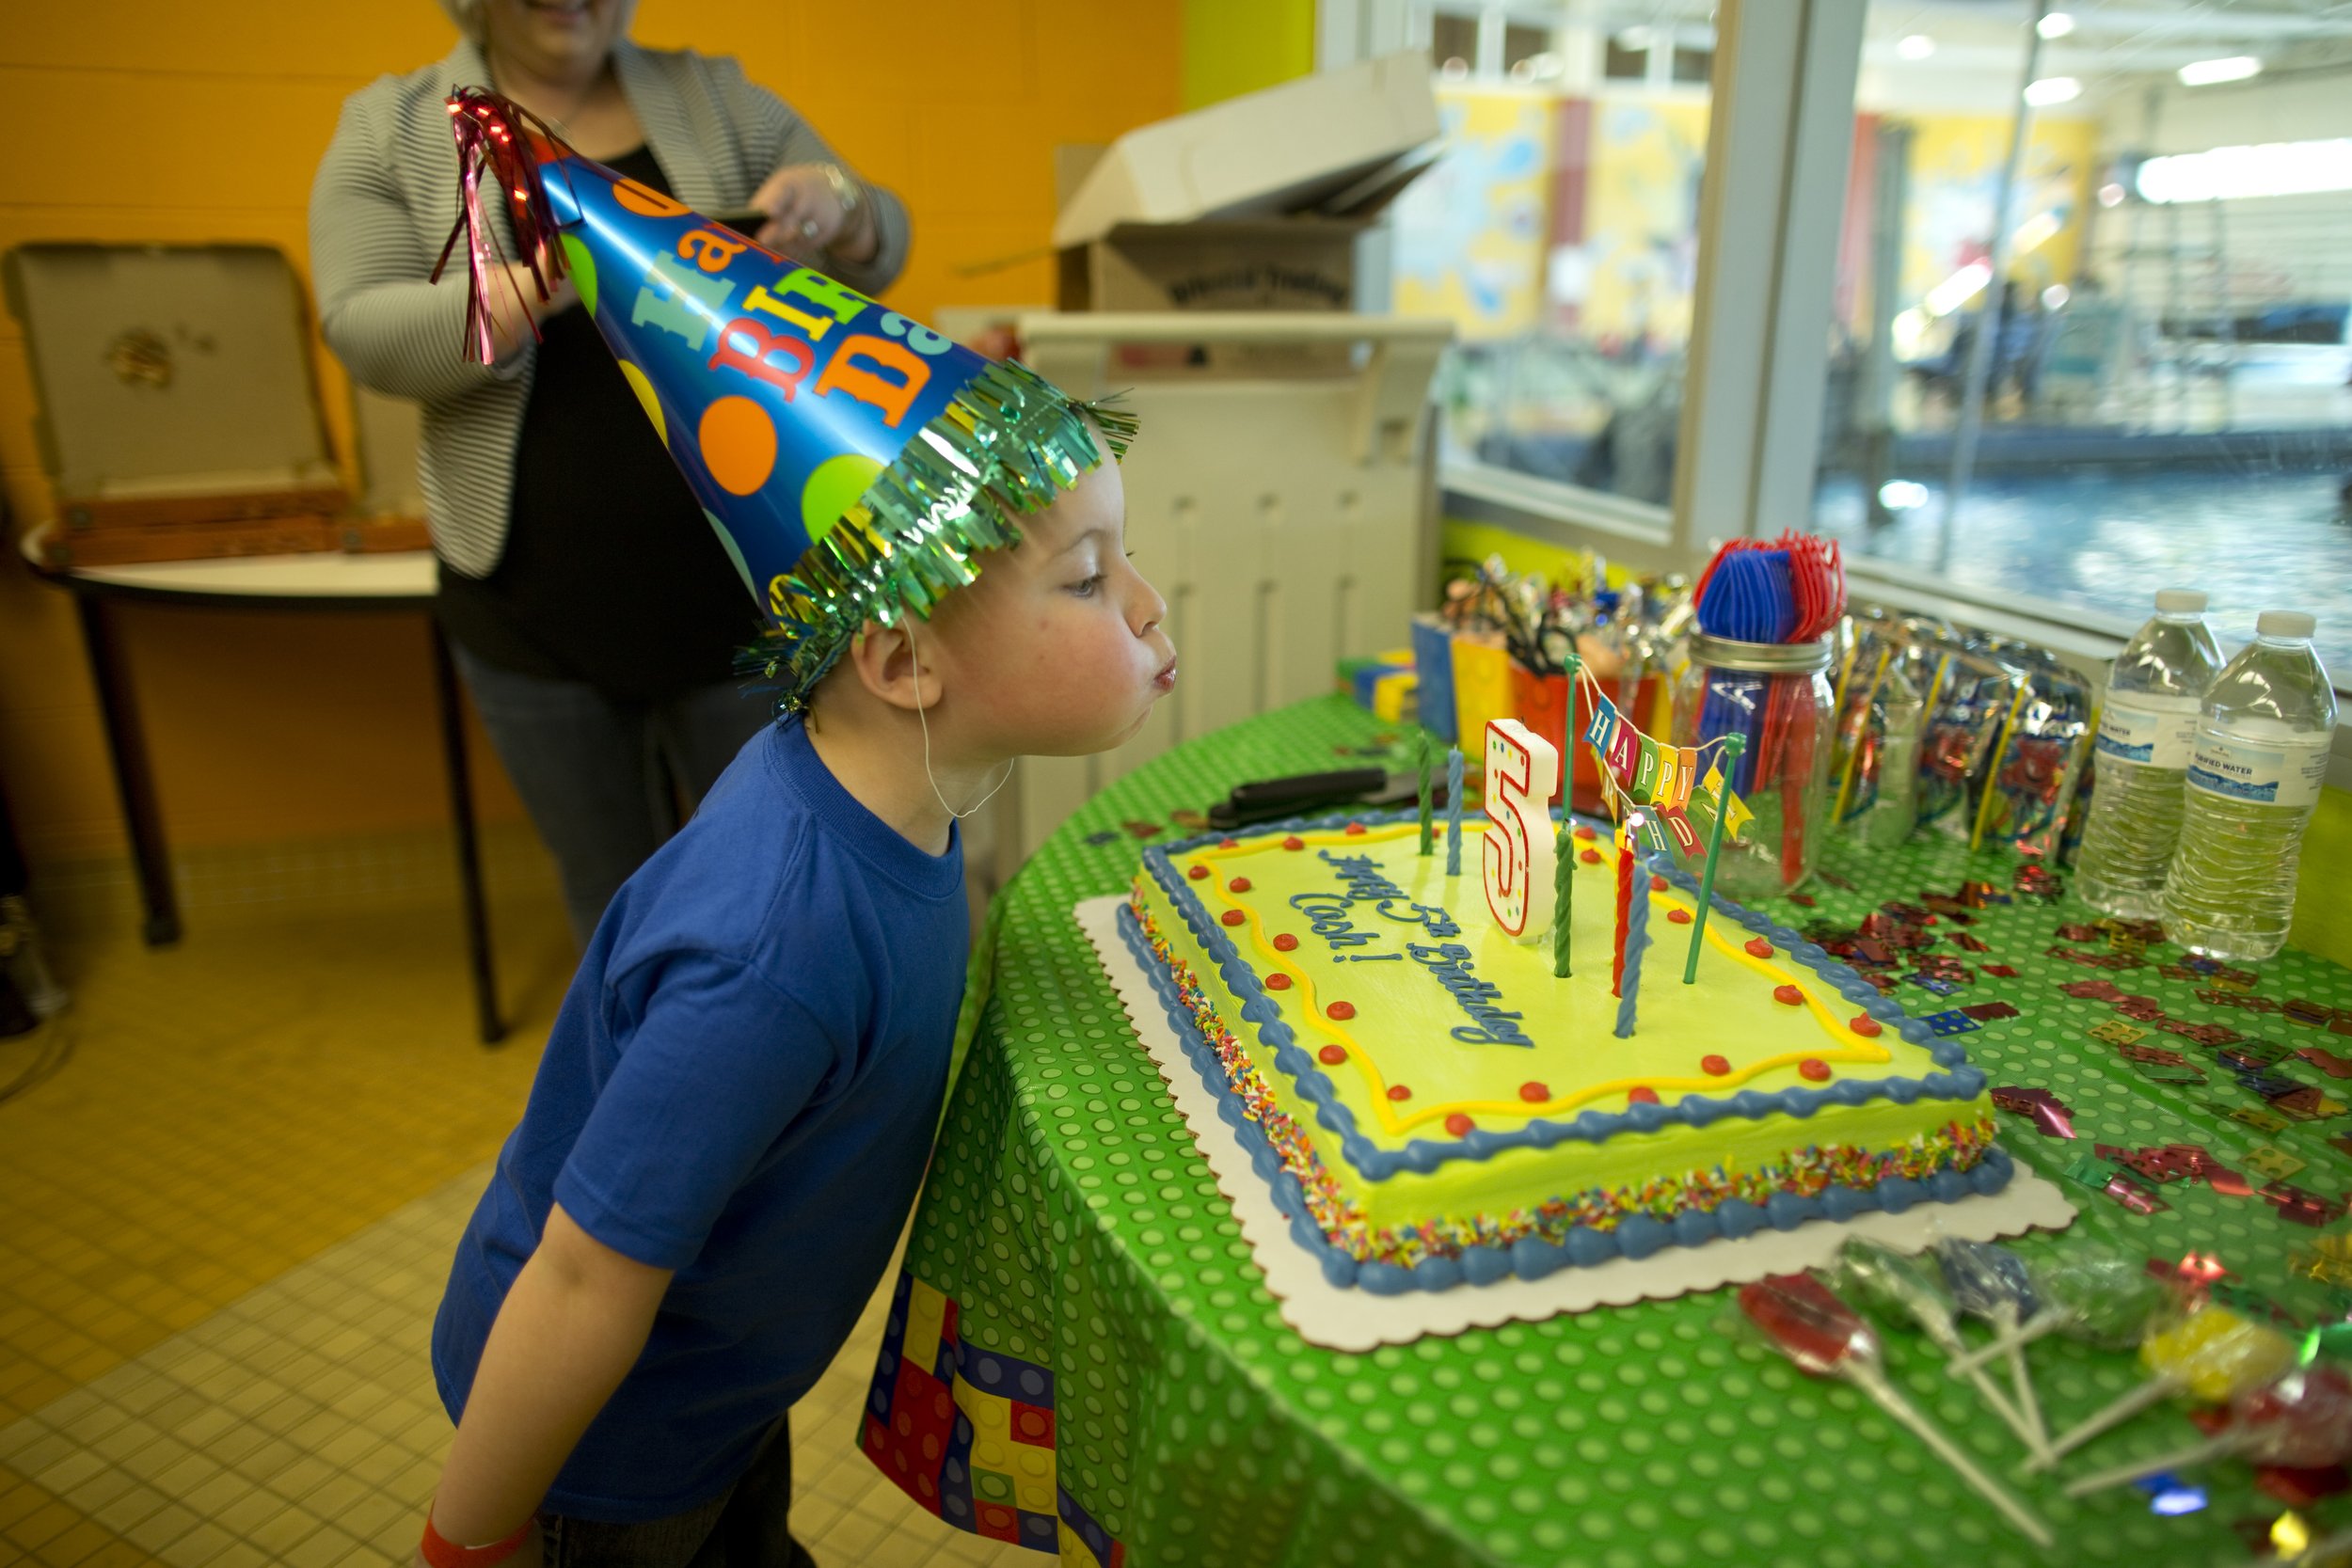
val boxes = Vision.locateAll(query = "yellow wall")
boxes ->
[1898,113,2097,307]
[1581,95,1709,344]
[1391,87,1555,341]
[2296,787,2352,971]
[0,1,1181,863]
[1182,0,1313,110]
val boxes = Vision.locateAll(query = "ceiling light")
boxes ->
[1896,33,1935,60]
[2177,55,2261,87]
[2024,76,2081,106]
[2136,138,2352,203]
[2037,12,2074,40]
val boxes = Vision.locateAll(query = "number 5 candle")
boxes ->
[1481,720,1559,944]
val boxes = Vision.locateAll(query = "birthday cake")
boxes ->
[1120,812,2011,1294]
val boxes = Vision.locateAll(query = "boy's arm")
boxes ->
[422,1202,674,1546]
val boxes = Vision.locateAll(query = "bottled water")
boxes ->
[2162,611,2339,961]
[2074,591,2221,917]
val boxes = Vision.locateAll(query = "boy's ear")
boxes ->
[844,623,940,714]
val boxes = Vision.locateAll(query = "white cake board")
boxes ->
[1076,895,2077,1352]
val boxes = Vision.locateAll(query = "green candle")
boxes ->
[1417,732,1435,856]
[1683,734,1746,984]
[1552,812,1573,977]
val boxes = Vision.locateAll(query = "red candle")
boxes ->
[1611,822,1634,998]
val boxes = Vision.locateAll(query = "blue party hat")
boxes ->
[437,89,1133,706]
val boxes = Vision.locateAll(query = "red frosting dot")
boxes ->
[1850,1014,1883,1037]
[1745,937,1776,958]
[1327,1001,1357,1022]
[1387,1084,1412,1101]
[1266,974,1292,991]
[1773,984,1805,1006]
[1573,824,1597,841]
[1701,1054,1731,1076]
[1668,909,1693,926]
[1187,864,1210,880]
[1273,933,1299,952]
[1218,838,1238,849]
[1344,821,1367,835]
[1229,876,1252,893]
[1220,910,1246,927]
[1281,835,1306,851]
[1519,1082,1549,1103]
[1445,1113,1475,1136]
[1650,874,1669,892]
[1580,848,1603,864]
[1318,1044,1347,1065]
[1629,1086,1661,1104]
[1799,1058,1832,1082]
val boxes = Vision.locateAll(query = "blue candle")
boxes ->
[1444,747,1465,876]
[1614,840,1651,1039]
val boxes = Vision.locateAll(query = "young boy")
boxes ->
[415,431,1175,1568]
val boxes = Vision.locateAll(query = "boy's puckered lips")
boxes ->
[1153,657,1179,692]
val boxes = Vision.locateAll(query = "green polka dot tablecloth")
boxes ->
[852,696,2352,1568]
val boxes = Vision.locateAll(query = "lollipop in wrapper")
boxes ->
[2064,1366,2352,1497]
[1947,1247,2171,1374]
[2028,1303,2298,1472]
[1736,1273,2055,1547]
[1934,1237,2051,1456]
[1832,1237,2042,1454]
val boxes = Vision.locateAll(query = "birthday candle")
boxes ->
[1551,811,1572,977]
[1613,838,1648,1037]
[1611,820,1634,997]
[1445,747,1465,877]
[1417,733,1435,856]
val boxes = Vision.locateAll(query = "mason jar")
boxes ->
[1669,633,1836,899]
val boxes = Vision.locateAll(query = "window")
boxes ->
[1814,0,2352,675]
[1431,12,1478,76]
[1394,4,1715,525]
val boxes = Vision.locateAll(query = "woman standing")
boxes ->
[311,0,911,945]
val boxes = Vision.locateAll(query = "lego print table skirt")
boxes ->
[857,695,2352,1568]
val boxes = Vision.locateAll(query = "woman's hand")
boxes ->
[748,164,878,266]
[487,257,578,359]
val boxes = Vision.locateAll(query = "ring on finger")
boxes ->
[799,218,820,241]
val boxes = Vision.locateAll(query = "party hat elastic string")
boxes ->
[910,628,1015,823]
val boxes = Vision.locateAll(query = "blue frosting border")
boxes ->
[1117,901,2013,1296]
[1140,808,1989,1184]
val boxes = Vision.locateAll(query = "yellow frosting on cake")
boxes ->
[1131,820,1994,1249]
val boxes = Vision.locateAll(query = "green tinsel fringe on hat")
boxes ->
[741,358,1136,713]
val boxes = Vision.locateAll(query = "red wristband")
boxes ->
[420,1512,534,1568]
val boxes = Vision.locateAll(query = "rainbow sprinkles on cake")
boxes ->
[1118,716,2010,1296]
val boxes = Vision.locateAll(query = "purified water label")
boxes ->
[2096,695,2201,768]
[2186,733,2331,808]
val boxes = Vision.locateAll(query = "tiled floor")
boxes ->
[0,853,1024,1566]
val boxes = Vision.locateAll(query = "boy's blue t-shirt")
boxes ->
[432,716,966,1521]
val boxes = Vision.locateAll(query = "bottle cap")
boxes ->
[2258,610,2317,641]
[2154,590,2207,613]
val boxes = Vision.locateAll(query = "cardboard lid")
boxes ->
[1052,50,1439,248]
[2,243,341,499]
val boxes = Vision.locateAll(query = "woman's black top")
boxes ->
[437,146,762,704]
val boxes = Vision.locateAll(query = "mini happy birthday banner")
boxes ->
[1573,668,1751,859]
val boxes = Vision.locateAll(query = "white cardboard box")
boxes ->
[1051,50,1439,249]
